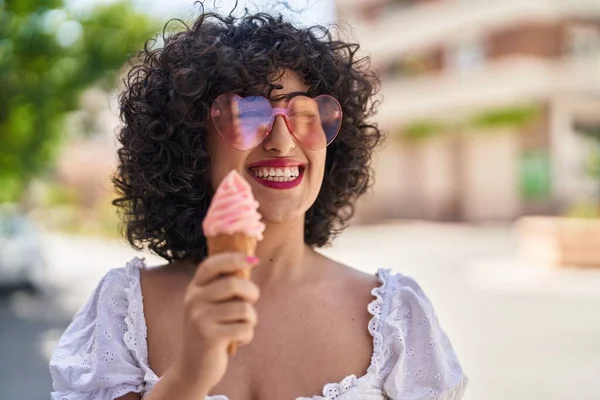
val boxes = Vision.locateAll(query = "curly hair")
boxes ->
[112,4,383,263]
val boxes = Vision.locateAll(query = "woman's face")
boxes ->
[206,70,326,224]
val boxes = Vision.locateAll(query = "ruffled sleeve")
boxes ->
[49,258,155,400]
[373,270,467,400]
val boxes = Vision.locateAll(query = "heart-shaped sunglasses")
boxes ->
[210,93,343,151]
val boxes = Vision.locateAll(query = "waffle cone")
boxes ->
[206,233,257,279]
[206,232,257,355]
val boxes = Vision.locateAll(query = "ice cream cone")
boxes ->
[202,170,264,356]
[206,233,257,280]
[206,232,257,355]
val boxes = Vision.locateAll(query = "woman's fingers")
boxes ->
[202,276,260,304]
[215,323,256,347]
[193,252,258,286]
[211,301,258,326]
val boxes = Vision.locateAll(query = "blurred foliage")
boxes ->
[401,104,541,143]
[0,0,159,203]
[469,104,541,131]
[403,120,447,142]
[584,142,600,179]
[43,180,80,207]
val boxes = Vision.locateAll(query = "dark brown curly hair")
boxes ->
[112,4,383,263]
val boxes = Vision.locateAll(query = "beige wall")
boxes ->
[461,131,521,221]
[355,131,522,223]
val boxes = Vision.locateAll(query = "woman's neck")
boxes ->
[252,216,314,290]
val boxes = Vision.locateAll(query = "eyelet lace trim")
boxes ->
[122,257,160,390]
[317,374,359,399]
[367,269,392,381]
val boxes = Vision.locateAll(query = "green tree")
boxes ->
[0,0,159,203]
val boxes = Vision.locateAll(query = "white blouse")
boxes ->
[50,257,467,400]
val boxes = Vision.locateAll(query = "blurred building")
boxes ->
[338,0,600,222]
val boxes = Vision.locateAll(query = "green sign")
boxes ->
[520,150,551,201]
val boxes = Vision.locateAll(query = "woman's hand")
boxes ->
[169,253,260,395]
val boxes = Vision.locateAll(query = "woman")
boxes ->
[50,7,467,400]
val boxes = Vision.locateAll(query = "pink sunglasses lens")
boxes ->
[211,95,272,150]
[287,95,342,150]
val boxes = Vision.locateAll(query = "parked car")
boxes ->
[0,205,46,292]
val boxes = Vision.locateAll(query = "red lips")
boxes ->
[247,158,306,190]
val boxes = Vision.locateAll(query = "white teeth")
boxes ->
[251,166,300,179]
[283,167,295,177]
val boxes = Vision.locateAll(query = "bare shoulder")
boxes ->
[319,252,378,285]
[139,260,190,375]
[315,253,380,307]
[139,259,191,295]
[303,253,378,371]
[139,259,191,327]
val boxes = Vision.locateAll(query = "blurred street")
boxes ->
[1,223,599,400]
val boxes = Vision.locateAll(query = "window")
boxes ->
[566,24,600,58]
[446,37,486,73]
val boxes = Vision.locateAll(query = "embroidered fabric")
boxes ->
[49,259,467,400]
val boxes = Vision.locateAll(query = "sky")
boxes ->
[65,0,337,27]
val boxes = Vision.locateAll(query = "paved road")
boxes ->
[1,223,599,400]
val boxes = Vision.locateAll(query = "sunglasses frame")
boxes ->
[210,93,343,151]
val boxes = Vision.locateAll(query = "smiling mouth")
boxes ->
[247,165,306,189]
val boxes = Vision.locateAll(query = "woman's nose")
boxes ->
[262,115,296,154]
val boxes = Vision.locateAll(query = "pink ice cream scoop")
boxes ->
[203,169,265,240]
